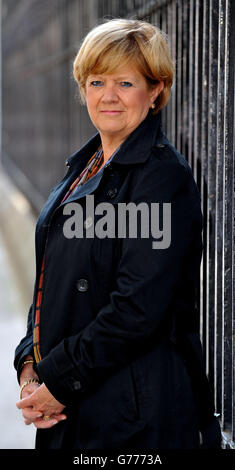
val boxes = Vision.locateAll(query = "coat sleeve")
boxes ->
[36,159,203,406]
[14,303,34,382]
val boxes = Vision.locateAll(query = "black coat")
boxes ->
[15,111,221,449]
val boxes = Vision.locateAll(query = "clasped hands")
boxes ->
[16,358,67,429]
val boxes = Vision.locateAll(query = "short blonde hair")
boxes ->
[73,18,174,114]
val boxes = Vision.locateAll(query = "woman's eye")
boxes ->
[90,81,103,87]
[120,82,132,88]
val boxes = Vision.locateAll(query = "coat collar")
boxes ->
[66,110,162,168]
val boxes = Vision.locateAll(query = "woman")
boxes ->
[15,18,221,449]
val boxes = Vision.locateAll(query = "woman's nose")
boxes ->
[101,85,119,102]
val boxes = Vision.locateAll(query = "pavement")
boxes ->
[0,168,36,448]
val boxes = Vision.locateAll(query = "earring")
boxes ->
[151,103,156,109]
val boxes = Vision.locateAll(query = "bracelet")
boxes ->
[20,378,40,399]
[20,359,34,370]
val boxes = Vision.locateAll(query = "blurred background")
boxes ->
[0,0,234,449]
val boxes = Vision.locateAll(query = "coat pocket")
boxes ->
[127,363,142,422]
[110,364,142,423]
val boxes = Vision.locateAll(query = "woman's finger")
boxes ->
[16,395,34,410]
[23,413,67,428]
[35,420,58,429]
[24,418,32,426]
[22,407,43,421]
[33,417,61,429]
[23,416,57,428]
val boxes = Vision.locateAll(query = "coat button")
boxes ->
[73,380,82,391]
[155,143,166,148]
[76,279,89,292]
[106,188,118,199]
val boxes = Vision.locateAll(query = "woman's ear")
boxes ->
[151,80,164,105]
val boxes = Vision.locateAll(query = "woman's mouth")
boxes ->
[100,110,123,115]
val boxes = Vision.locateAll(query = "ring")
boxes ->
[43,415,51,421]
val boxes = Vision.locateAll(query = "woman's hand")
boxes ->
[19,380,44,425]
[17,382,67,429]
[18,356,67,429]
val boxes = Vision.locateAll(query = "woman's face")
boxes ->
[85,62,163,144]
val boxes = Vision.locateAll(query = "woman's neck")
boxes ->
[99,134,125,163]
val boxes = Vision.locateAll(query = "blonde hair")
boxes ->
[73,18,174,114]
